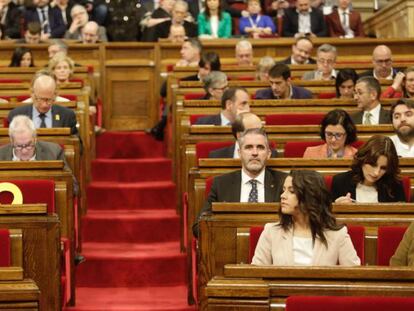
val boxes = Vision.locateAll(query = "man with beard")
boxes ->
[192,128,286,237]
[390,99,414,157]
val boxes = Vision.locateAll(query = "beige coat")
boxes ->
[390,222,414,266]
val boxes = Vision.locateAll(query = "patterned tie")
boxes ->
[248,179,258,203]
[39,113,47,128]
[363,112,372,125]
[41,8,49,34]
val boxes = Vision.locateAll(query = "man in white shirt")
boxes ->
[360,45,398,80]
[351,76,391,125]
[390,99,414,157]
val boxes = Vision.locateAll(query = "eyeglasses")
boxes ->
[33,95,55,104]
[325,132,346,140]
[374,58,392,65]
[317,58,335,65]
[13,142,35,151]
[213,84,228,91]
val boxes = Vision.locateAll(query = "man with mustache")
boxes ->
[390,99,414,157]
[193,128,286,237]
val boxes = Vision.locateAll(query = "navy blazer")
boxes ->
[255,85,313,100]
[194,113,222,126]
[282,7,328,37]
[2,2,22,39]
[24,6,66,38]
[278,56,316,65]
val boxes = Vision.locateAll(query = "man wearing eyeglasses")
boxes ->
[360,45,399,80]
[302,44,337,80]
[8,71,78,135]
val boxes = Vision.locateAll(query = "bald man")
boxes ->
[8,72,78,135]
[208,112,278,158]
[360,45,399,80]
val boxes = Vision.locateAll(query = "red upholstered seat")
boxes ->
[69,78,84,87]
[60,94,77,101]
[166,64,174,72]
[402,176,411,202]
[195,141,234,160]
[285,295,414,311]
[86,65,94,74]
[0,229,10,267]
[284,141,324,157]
[0,79,23,83]
[184,93,205,100]
[190,114,207,125]
[16,95,30,102]
[265,113,325,125]
[324,175,333,191]
[236,76,255,81]
[205,176,213,197]
[249,226,263,263]
[377,226,408,265]
[317,92,336,99]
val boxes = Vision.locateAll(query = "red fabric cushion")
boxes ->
[0,229,10,267]
[347,225,365,265]
[236,76,255,81]
[166,64,174,72]
[86,65,94,74]
[318,92,336,99]
[0,180,55,213]
[190,114,207,125]
[196,141,234,160]
[60,94,77,101]
[16,95,30,102]
[0,79,23,83]
[284,141,324,157]
[286,296,414,311]
[249,226,264,263]
[69,78,84,87]
[205,176,213,197]
[377,226,408,265]
[402,176,411,202]
[184,93,205,100]
[266,113,325,125]
[324,175,333,191]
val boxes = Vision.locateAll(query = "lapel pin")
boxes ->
[55,114,60,121]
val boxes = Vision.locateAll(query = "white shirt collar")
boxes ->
[233,142,240,159]
[241,167,265,185]
[220,112,231,126]
[373,68,394,80]
[296,8,312,15]
[12,149,36,162]
[338,7,350,14]
[364,103,381,124]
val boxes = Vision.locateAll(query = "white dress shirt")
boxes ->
[363,104,381,125]
[297,9,311,34]
[390,135,414,157]
[356,183,378,203]
[240,169,265,202]
[220,112,231,126]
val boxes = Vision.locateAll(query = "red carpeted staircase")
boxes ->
[65,132,194,311]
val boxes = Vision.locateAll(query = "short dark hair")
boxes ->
[199,52,221,71]
[335,69,359,98]
[185,37,203,53]
[268,63,291,80]
[320,109,357,145]
[356,76,381,100]
[27,22,41,35]
[390,99,414,120]
[220,86,248,109]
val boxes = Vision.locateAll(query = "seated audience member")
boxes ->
[390,221,414,266]
[195,86,250,125]
[81,0,108,26]
[48,52,75,84]
[335,68,358,99]
[255,63,313,99]
[279,36,316,64]
[198,0,232,39]
[0,0,21,39]
[390,99,414,157]
[8,71,78,135]
[24,0,66,39]
[252,170,361,266]
[326,0,364,38]
[176,37,202,67]
[9,47,35,67]
[360,45,398,80]
[352,76,390,125]
[302,44,337,80]
[80,21,102,43]
[193,128,287,237]
[235,40,254,66]
[202,71,228,100]
[64,5,107,41]
[152,0,197,41]
[256,56,276,81]
[182,51,221,81]
[48,39,68,59]
[17,22,43,44]
[140,0,175,41]
[239,0,276,38]
[332,135,406,203]
[282,0,327,37]
[304,109,357,158]
[53,0,73,26]
[168,24,186,42]
[209,112,278,158]
[382,67,414,99]
[265,0,290,19]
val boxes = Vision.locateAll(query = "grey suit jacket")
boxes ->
[64,25,108,42]
[350,107,391,124]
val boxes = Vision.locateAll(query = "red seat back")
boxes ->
[317,92,336,99]
[284,141,324,157]
[324,175,333,191]
[249,226,264,263]
[266,113,325,125]
[190,114,207,125]
[195,141,234,160]
[402,176,411,202]
[205,176,214,197]
[377,226,408,265]
[60,94,77,101]
[184,93,206,100]
[0,229,10,267]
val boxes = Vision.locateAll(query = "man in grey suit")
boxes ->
[351,76,391,125]
[193,128,286,237]
[302,44,338,81]
[8,71,78,135]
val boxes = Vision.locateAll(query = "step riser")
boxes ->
[82,217,180,243]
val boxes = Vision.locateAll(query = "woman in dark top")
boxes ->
[332,135,406,203]
[335,68,359,99]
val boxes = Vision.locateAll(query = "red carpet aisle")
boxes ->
[65,132,195,311]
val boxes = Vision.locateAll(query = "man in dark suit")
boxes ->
[359,45,399,80]
[0,0,22,39]
[278,36,316,65]
[193,128,286,237]
[24,0,66,39]
[326,0,365,38]
[255,63,313,99]
[282,0,327,37]
[351,76,390,125]
[209,112,278,158]
[8,71,78,135]
[195,87,250,125]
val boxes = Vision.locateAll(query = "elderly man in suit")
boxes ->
[282,0,327,37]
[8,71,78,135]
[351,76,391,125]
[302,43,337,80]
[326,0,365,38]
[255,63,313,99]
[193,127,287,236]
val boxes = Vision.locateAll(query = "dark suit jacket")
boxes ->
[282,7,327,37]
[0,140,64,162]
[1,2,22,39]
[359,68,399,79]
[193,168,287,236]
[152,20,197,41]
[325,9,365,37]
[278,56,316,65]
[331,170,406,202]
[194,113,222,125]
[24,5,66,38]
[209,144,278,158]
[350,106,391,124]
[8,104,78,135]
[255,85,313,99]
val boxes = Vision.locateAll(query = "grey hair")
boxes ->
[9,115,36,140]
[174,0,189,11]
[71,4,87,17]
[237,127,269,149]
[256,56,276,79]
[203,71,227,91]
[49,39,68,53]
[236,40,253,52]
[317,44,337,56]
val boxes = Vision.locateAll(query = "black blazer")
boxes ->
[152,20,197,41]
[282,7,328,37]
[278,56,316,65]
[350,107,391,124]
[331,170,406,202]
[24,5,66,38]
[209,144,278,158]
[194,113,222,126]
[1,2,22,39]
[359,68,399,79]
